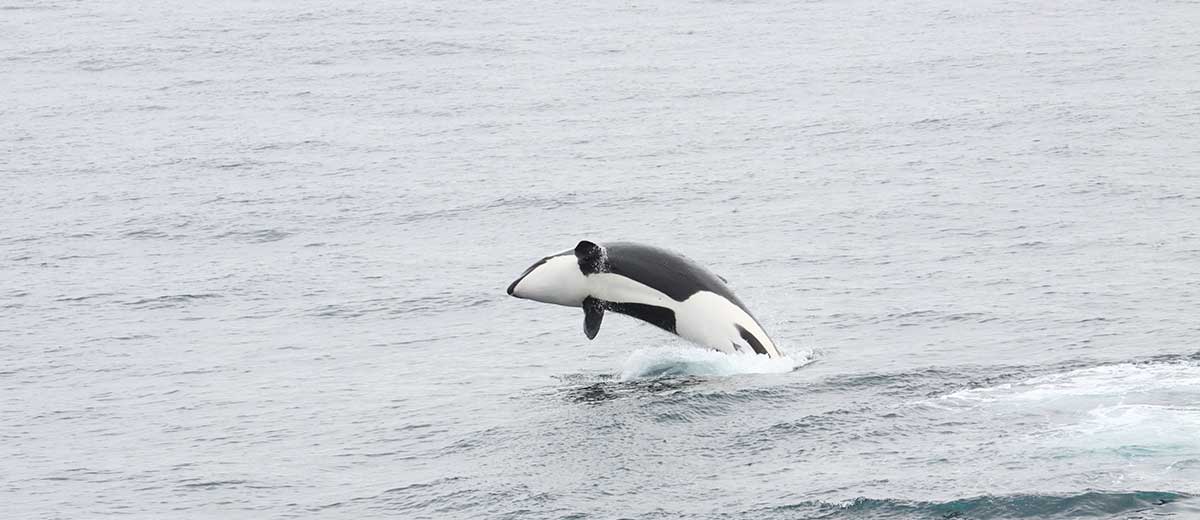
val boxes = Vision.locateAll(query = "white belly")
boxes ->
[674,292,780,357]
[587,273,781,357]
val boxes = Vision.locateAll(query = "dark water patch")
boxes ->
[874,309,999,326]
[310,292,494,319]
[250,139,332,152]
[213,229,293,243]
[203,159,274,171]
[436,426,508,454]
[763,409,865,435]
[648,383,804,410]
[552,372,618,384]
[77,57,148,72]
[55,292,116,302]
[548,373,807,427]
[808,367,992,398]
[368,477,554,517]
[177,365,227,376]
[419,40,509,57]
[1132,350,1200,366]
[125,293,221,308]
[769,490,1193,519]
[399,194,579,225]
[121,228,170,239]
[803,355,1159,400]
[179,479,249,489]
[0,234,46,245]
[943,312,987,322]
[88,334,155,342]
[553,376,707,404]
[329,476,469,512]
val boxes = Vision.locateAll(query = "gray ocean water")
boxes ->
[4,0,1200,518]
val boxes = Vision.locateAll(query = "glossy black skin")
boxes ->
[578,241,751,313]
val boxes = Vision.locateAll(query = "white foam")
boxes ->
[927,361,1200,458]
[618,344,813,381]
[1044,403,1200,447]
[937,362,1200,406]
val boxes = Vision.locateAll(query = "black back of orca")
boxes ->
[599,242,752,314]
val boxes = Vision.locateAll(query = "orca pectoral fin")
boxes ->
[583,297,605,340]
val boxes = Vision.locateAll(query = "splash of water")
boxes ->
[618,344,813,381]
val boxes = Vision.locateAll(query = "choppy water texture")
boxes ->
[3,0,1200,518]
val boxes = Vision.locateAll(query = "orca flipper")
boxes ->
[583,297,605,340]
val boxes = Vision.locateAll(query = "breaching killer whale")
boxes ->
[507,240,782,358]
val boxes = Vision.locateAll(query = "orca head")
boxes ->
[506,246,590,307]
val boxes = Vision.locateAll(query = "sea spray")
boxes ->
[619,345,813,380]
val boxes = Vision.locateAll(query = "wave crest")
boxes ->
[777,490,1193,519]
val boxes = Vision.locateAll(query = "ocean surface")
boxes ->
[3,0,1200,518]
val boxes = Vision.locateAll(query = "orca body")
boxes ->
[507,241,782,358]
